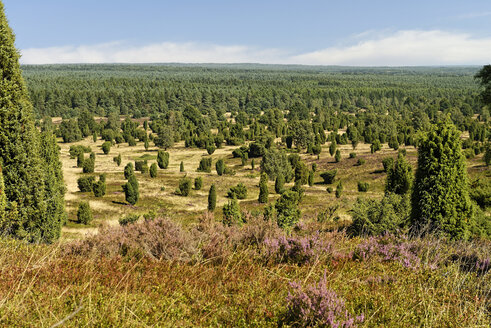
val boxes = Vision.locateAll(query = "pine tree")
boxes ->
[180,161,185,172]
[194,176,203,190]
[124,162,134,179]
[258,173,269,203]
[93,175,106,197]
[411,121,472,239]
[208,184,216,211]
[334,149,341,162]
[0,3,53,241]
[216,158,225,176]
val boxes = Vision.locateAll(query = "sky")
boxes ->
[3,0,491,66]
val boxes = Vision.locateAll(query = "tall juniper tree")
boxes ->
[411,120,472,239]
[0,2,65,241]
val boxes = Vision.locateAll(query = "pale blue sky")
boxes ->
[3,0,491,65]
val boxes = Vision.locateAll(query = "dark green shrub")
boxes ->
[180,161,185,172]
[157,150,169,169]
[222,197,243,226]
[227,183,248,199]
[208,184,217,211]
[113,153,121,166]
[127,136,136,146]
[77,201,93,225]
[206,144,216,155]
[119,214,140,226]
[308,171,314,186]
[135,160,149,173]
[348,194,410,236]
[77,152,84,168]
[334,149,341,162]
[82,158,95,173]
[194,177,203,190]
[179,177,192,196]
[102,141,111,154]
[320,170,337,184]
[311,163,317,172]
[358,181,369,192]
[93,175,106,197]
[335,181,343,198]
[197,157,212,173]
[77,176,95,192]
[386,152,413,195]
[258,173,269,203]
[124,162,134,179]
[349,152,357,158]
[274,190,301,229]
[261,148,293,181]
[123,175,139,205]
[149,163,158,178]
[216,159,225,176]
[382,157,394,173]
[356,158,366,166]
[275,174,285,194]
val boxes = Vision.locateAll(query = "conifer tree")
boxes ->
[258,173,269,203]
[385,152,412,195]
[123,174,139,205]
[275,173,285,194]
[208,184,216,211]
[77,201,93,225]
[157,150,169,169]
[0,3,57,241]
[411,121,472,239]
[0,166,7,228]
[39,131,66,241]
[149,163,158,178]
[124,162,134,179]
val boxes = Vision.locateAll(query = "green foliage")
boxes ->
[82,158,95,173]
[194,177,203,190]
[180,161,185,172]
[178,177,192,196]
[382,157,394,173]
[334,149,341,162]
[258,173,269,203]
[123,175,139,205]
[77,201,93,225]
[157,150,169,169]
[124,162,134,179]
[311,163,317,172]
[358,182,369,192]
[119,214,140,226]
[207,184,217,211]
[356,158,366,166]
[113,153,122,166]
[216,158,225,176]
[227,183,248,199]
[349,152,357,159]
[69,145,91,158]
[320,170,337,184]
[484,143,491,166]
[385,152,413,195]
[260,148,293,181]
[222,196,242,226]
[274,190,301,229]
[101,141,111,155]
[197,157,212,173]
[475,65,491,106]
[329,140,337,156]
[154,125,174,149]
[348,194,410,236]
[469,178,491,209]
[275,174,285,194]
[411,121,473,239]
[93,175,106,198]
[149,163,158,178]
[335,181,343,198]
[77,176,96,192]
[308,171,314,186]
[135,160,149,173]
[370,140,381,153]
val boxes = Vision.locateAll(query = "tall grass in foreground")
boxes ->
[0,215,488,327]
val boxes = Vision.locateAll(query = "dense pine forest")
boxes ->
[0,1,490,326]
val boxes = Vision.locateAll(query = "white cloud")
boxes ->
[292,30,491,66]
[20,30,491,66]
[20,41,289,65]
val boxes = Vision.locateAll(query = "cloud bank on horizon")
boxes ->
[20,30,491,66]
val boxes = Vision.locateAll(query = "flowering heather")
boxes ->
[285,273,364,327]
[264,233,332,265]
